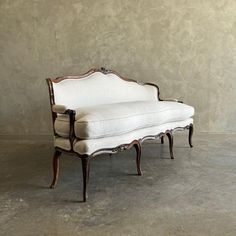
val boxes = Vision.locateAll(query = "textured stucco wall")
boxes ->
[0,0,236,135]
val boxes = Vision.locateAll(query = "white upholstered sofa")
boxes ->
[46,67,194,202]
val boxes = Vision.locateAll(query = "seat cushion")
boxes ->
[72,118,193,155]
[72,101,194,139]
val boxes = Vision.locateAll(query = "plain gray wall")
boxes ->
[1,0,236,135]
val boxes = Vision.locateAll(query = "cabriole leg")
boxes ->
[81,156,90,202]
[189,124,194,148]
[134,141,142,176]
[166,132,174,159]
[50,150,62,189]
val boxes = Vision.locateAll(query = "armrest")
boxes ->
[52,105,76,150]
[160,98,183,103]
[52,104,68,114]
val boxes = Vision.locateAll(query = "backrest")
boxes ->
[47,68,159,109]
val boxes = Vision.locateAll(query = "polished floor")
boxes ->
[0,133,236,236]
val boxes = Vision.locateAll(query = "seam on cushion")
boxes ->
[75,109,166,122]
[75,108,192,124]
[77,124,155,139]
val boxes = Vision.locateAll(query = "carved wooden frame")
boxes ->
[46,67,193,202]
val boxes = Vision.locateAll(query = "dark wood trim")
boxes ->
[67,110,76,148]
[160,99,183,103]
[46,78,57,135]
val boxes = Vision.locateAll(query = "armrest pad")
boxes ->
[52,106,76,150]
[52,104,67,113]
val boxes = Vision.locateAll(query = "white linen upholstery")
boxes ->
[71,118,193,155]
[52,104,67,113]
[54,114,70,138]
[54,101,194,139]
[52,72,157,109]
[54,137,71,151]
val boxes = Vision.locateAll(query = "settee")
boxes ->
[46,67,194,202]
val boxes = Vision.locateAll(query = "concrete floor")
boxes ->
[0,133,236,236]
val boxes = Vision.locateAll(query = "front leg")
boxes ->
[50,150,62,189]
[133,141,142,176]
[81,156,90,202]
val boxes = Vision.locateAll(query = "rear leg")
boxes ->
[166,132,174,159]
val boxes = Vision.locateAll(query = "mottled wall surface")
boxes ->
[0,0,236,135]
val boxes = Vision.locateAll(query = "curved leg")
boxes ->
[50,150,62,189]
[189,124,194,148]
[133,141,142,176]
[81,156,90,202]
[166,132,174,159]
[161,136,164,144]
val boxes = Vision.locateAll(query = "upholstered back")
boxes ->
[51,70,158,109]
